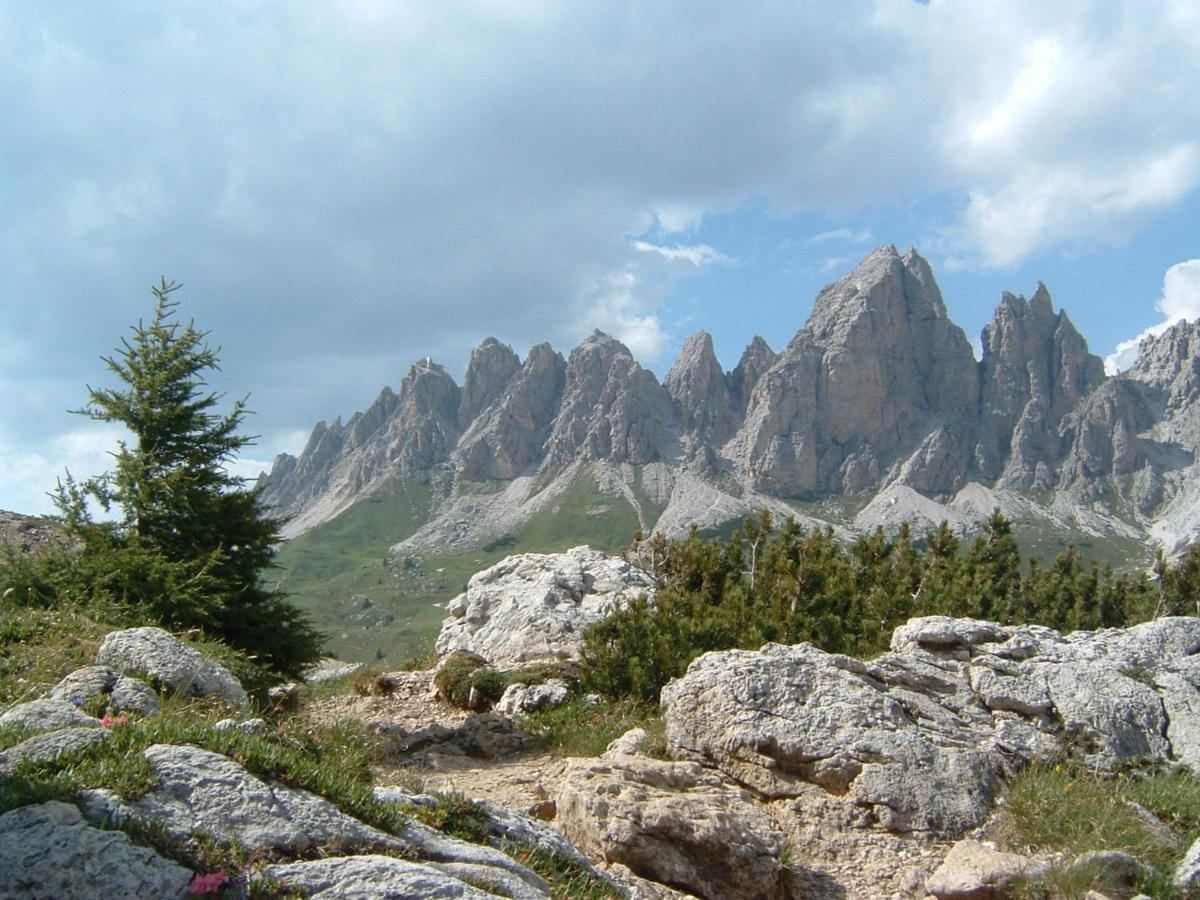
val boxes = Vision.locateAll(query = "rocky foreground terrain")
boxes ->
[9,547,1200,898]
[262,246,1200,556]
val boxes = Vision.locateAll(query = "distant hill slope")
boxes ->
[260,246,1200,663]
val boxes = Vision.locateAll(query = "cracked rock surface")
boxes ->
[663,615,1200,837]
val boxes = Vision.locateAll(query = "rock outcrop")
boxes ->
[975,286,1106,490]
[456,343,567,481]
[662,615,1200,838]
[665,331,738,463]
[434,546,654,668]
[557,756,796,899]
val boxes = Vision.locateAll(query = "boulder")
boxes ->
[95,627,247,707]
[661,642,998,834]
[49,664,161,717]
[435,546,654,668]
[926,840,1048,899]
[0,801,192,899]
[494,679,570,717]
[556,755,795,900]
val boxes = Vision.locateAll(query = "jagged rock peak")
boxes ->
[454,342,567,481]
[729,336,777,414]
[976,283,1107,488]
[666,331,737,446]
[543,331,671,468]
[459,337,521,427]
[802,244,950,345]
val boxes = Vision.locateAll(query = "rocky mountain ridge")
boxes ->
[261,246,1200,556]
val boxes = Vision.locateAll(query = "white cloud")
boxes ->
[964,37,1062,150]
[631,240,729,267]
[650,205,704,235]
[0,424,125,517]
[808,228,874,245]
[3,0,1200,511]
[1105,259,1200,373]
[581,271,666,362]
[964,145,1200,268]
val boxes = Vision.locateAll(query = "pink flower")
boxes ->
[187,871,229,895]
[99,713,129,729]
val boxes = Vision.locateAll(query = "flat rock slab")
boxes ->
[0,800,192,900]
[0,726,109,777]
[81,743,404,856]
[77,744,549,895]
[260,854,510,898]
[0,697,99,735]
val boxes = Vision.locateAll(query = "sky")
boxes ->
[3,0,1200,516]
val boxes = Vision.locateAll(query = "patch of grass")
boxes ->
[999,761,1200,897]
[413,791,492,844]
[0,597,131,707]
[519,696,663,758]
[504,843,623,900]
[0,722,38,752]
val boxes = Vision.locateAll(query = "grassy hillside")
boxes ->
[274,466,1161,666]
[271,470,643,665]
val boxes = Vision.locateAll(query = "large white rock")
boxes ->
[435,546,654,668]
[926,840,1048,899]
[0,727,109,777]
[0,801,192,899]
[96,627,247,707]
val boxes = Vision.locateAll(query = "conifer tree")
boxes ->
[65,279,322,681]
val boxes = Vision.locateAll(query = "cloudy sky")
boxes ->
[3,0,1199,515]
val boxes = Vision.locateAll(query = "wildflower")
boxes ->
[99,713,129,729]
[70,695,85,708]
[187,871,229,895]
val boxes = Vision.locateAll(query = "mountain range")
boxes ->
[260,246,1200,660]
